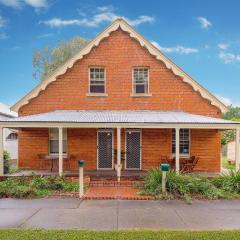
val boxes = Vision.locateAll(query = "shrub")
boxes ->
[50,176,65,190]
[139,169,224,199]
[63,181,79,192]
[30,175,50,190]
[3,151,10,174]
[212,170,240,194]
[0,176,80,198]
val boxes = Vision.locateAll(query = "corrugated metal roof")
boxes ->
[0,112,14,120]
[0,110,238,124]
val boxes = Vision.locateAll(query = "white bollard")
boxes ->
[160,163,170,195]
[78,160,85,198]
[162,171,167,194]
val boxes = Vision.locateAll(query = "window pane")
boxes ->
[89,67,105,93]
[49,129,67,154]
[133,68,149,94]
[172,129,190,155]
[50,140,59,154]
[135,84,146,93]
[90,85,105,93]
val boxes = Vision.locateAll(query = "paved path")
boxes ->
[0,198,240,230]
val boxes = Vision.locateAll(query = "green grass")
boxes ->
[0,229,240,240]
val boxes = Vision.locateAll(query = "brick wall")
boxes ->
[19,128,221,172]
[19,29,220,117]
[17,29,221,172]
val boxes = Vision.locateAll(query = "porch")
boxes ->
[0,110,240,180]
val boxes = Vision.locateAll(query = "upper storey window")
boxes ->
[133,67,149,94]
[89,67,105,94]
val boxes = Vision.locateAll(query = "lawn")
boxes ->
[0,229,240,240]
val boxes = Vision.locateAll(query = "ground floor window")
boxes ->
[172,129,190,156]
[49,128,67,154]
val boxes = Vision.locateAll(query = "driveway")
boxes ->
[0,198,240,230]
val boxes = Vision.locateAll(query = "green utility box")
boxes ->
[78,160,85,167]
[160,163,170,172]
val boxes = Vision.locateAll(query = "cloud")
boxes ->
[125,15,154,26]
[41,7,154,28]
[218,52,240,64]
[11,45,21,50]
[218,43,229,50]
[215,94,232,106]
[97,5,114,12]
[0,0,48,9]
[37,32,54,38]
[0,15,6,28]
[197,17,212,29]
[151,41,198,54]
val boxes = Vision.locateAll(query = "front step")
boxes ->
[89,180,142,187]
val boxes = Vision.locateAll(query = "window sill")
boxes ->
[49,153,68,157]
[172,154,190,158]
[86,93,108,97]
[130,93,152,97]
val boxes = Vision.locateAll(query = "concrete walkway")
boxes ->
[0,198,240,230]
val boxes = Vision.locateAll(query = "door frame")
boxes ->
[125,129,142,170]
[97,129,114,170]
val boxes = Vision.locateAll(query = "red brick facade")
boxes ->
[18,29,221,172]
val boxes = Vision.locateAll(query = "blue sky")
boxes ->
[0,0,240,108]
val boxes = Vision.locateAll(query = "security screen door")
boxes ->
[97,129,113,169]
[126,130,141,170]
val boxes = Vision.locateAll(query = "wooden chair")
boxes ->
[38,154,48,170]
[67,154,76,170]
[160,155,168,162]
[181,156,199,173]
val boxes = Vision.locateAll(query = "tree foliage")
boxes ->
[221,106,240,145]
[33,36,89,81]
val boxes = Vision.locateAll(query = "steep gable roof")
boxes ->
[11,18,228,113]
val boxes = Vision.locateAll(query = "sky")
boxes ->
[0,0,240,109]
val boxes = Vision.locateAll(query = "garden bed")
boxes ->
[0,175,84,198]
[138,169,240,201]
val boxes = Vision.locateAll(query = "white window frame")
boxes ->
[132,67,149,95]
[172,129,190,158]
[89,67,106,94]
[49,128,67,156]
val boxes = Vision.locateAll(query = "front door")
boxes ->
[97,129,113,170]
[125,130,141,170]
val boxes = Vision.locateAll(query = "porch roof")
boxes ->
[0,110,239,129]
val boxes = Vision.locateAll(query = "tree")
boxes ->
[33,36,89,81]
[221,106,240,145]
[223,106,240,120]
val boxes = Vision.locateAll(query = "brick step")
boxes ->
[89,180,142,187]
[83,195,153,200]
[89,176,143,182]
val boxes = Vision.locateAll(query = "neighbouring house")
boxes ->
[0,104,18,162]
[0,18,240,177]
[227,140,236,164]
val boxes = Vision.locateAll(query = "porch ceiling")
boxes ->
[0,110,239,129]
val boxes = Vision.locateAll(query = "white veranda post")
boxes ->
[175,128,180,174]
[235,128,240,172]
[0,127,3,176]
[58,127,63,176]
[117,127,121,181]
